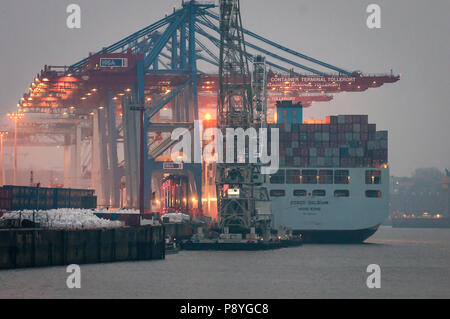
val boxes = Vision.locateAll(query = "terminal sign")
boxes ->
[100,58,128,68]
[163,162,183,170]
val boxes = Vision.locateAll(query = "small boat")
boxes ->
[165,236,180,254]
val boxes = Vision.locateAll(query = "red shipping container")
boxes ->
[345,124,352,132]
[301,148,309,156]
[317,148,325,157]
[361,133,368,141]
[361,115,368,125]
[345,116,353,124]
[285,157,293,166]
[361,124,369,132]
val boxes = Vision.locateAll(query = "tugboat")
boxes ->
[180,227,302,251]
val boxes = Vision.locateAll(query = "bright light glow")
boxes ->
[227,188,240,197]
[204,113,212,121]
[7,112,24,120]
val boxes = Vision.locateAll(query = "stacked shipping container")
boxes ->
[270,115,388,168]
[0,186,97,211]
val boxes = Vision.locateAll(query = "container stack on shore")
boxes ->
[0,186,97,211]
[270,115,388,168]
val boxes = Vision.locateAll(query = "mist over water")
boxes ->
[1,226,449,299]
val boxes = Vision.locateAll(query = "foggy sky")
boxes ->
[0,0,449,177]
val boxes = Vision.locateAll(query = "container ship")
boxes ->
[265,101,389,243]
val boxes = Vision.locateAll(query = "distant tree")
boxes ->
[412,167,443,182]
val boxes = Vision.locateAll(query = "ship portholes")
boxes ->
[366,190,382,198]
[334,190,350,197]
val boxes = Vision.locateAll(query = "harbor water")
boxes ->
[1,226,449,299]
